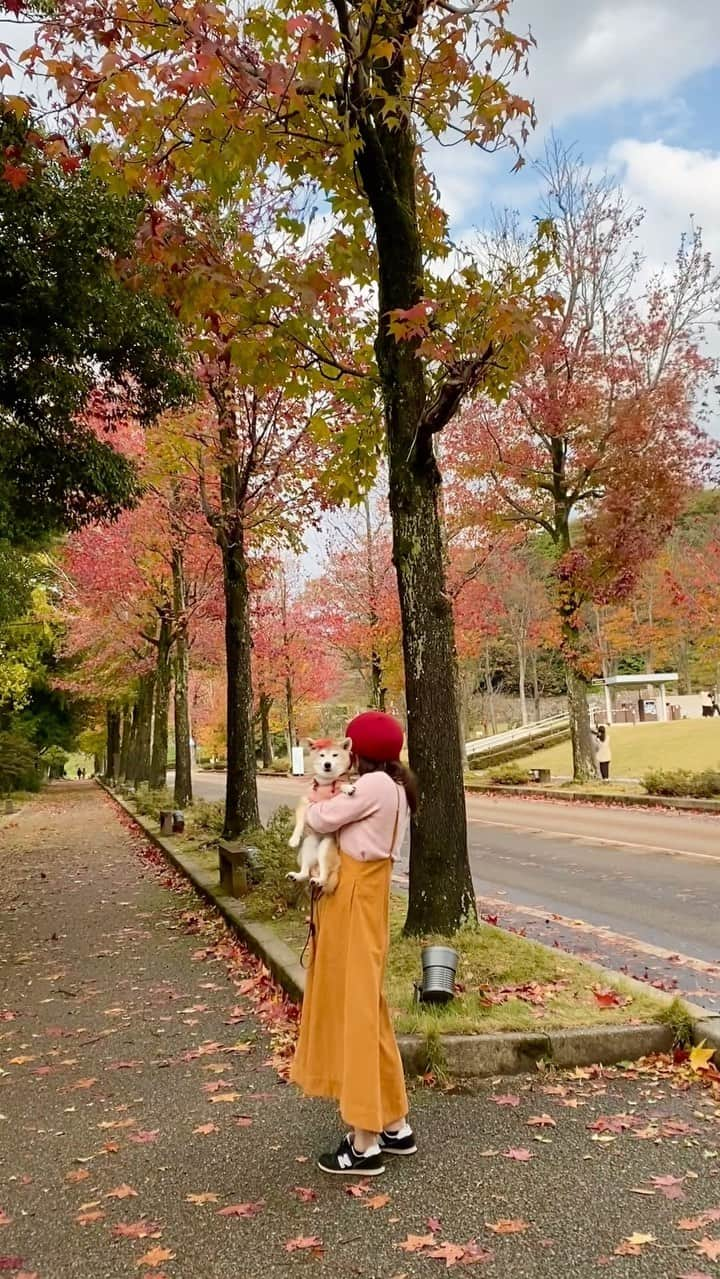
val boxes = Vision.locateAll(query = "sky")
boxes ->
[433,0,720,279]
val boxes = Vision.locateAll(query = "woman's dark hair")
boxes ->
[356,756,419,814]
[596,724,606,741]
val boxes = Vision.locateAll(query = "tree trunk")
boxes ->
[105,706,121,781]
[259,692,273,769]
[484,645,497,735]
[517,641,528,726]
[279,569,296,757]
[355,113,474,935]
[134,672,155,786]
[285,676,295,758]
[531,652,541,723]
[566,660,597,781]
[150,610,172,790]
[172,547,193,809]
[364,496,387,710]
[118,705,133,781]
[221,531,259,838]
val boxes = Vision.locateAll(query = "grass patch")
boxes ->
[501,720,720,782]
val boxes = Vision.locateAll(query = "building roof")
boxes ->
[602,673,679,687]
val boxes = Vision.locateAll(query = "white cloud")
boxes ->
[510,0,720,128]
[608,138,720,269]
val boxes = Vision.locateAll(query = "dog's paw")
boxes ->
[286,871,303,882]
[288,835,301,850]
[340,783,356,796]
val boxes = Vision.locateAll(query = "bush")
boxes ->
[270,756,290,774]
[133,787,173,820]
[242,805,303,915]
[0,730,40,793]
[643,768,720,799]
[487,763,530,786]
[189,798,225,838]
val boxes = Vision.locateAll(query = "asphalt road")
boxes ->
[183,771,720,1009]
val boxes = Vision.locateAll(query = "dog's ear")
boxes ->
[341,737,353,753]
[308,738,316,751]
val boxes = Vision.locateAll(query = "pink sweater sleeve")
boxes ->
[305,774,381,835]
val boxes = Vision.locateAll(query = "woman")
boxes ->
[593,723,612,781]
[290,710,417,1176]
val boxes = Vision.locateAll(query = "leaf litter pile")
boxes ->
[2,785,720,1278]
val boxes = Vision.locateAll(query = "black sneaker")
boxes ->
[379,1124,417,1156]
[317,1135,385,1176]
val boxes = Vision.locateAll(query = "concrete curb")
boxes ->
[466,781,720,814]
[100,784,720,1079]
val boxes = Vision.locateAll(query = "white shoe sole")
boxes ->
[317,1160,386,1176]
[380,1144,417,1156]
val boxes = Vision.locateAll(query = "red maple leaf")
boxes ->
[284,1236,323,1253]
[503,1147,533,1162]
[2,163,30,190]
[216,1201,264,1218]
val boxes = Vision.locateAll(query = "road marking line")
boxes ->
[466,815,720,862]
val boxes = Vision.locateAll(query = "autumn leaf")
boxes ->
[75,1209,105,1225]
[106,1184,138,1200]
[233,1116,253,1128]
[0,1211,13,1228]
[491,1093,520,1107]
[345,1180,370,1198]
[485,1219,530,1235]
[285,1236,323,1253]
[135,1247,175,1268]
[503,1148,533,1162]
[676,1272,714,1279]
[364,1194,391,1210]
[192,1123,217,1135]
[614,1232,655,1256]
[678,1209,720,1231]
[112,1222,162,1240]
[216,1202,264,1218]
[527,1114,556,1128]
[398,1234,436,1252]
[209,1092,240,1104]
[291,1187,317,1203]
[592,986,626,1009]
[696,1238,720,1262]
[690,1045,717,1073]
[427,1217,442,1233]
[649,1174,685,1201]
[427,1242,466,1267]
[186,1194,219,1205]
[128,1131,159,1145]
[65,1169,90,1183]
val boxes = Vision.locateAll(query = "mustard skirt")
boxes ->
[290,853,408,1133]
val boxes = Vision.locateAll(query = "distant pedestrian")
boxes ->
[592,723,612,781]
[702,691,715,718]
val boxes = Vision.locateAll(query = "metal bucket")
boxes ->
[420,945,459,1004]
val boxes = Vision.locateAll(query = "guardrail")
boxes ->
[465,713,570,761]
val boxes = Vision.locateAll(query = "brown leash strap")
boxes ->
[299,882,321,969]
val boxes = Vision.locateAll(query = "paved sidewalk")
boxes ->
[2,784,720,1279]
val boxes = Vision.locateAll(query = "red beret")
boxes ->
[346,711,404,763]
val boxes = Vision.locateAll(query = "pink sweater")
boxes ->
[305,770,409,862]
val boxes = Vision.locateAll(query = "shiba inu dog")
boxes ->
[287,738,355,894]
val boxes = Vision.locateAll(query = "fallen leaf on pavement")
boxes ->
[678,1209,720,1231]
[75,1209,105,1225]
[485,1220,529,1235]
[503,1148,533,1162]
[128,1131,159,1145]
[527,1114,556,1128]
[106,1184,138,1200]
[649,1175,686,1201]
[364,1194,391,1210]
[217,1202,264,1218]
[696,1239,720,1262]
[491,1094,520,1107]
[209,1092,240,1104]
[112,1222,162,1239]
[135,1247,175,1268]
[345,1180,370,1198]
[690,1046,716,1073]
[398,1234,436,1252]
[0,1212,13,1229]
[285,1236,323,1253]
[192,1123,217,1135]
[186,1194,219,1205]
[676,1271,714,1279]
[615,1233,655,1256]
[427,1218,442,1233]
[292,1188,317,1203]
[65,1170,90,1184]
[427,1242,466,1267]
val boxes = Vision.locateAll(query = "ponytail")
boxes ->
[356,755,419,815]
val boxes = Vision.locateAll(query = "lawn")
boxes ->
[506,719,720,781]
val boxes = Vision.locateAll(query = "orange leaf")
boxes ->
[485,1219,530,1235]
[696,1238,720,1262]
[76,1209,105,1225]
[186,1193,219,1205]
[364,1194,391,1210]
[217,1202,264,1218]
[427,1242,466,1267]
[112,1222,162,1239]
[135,1247,176,1268]
[398,1234,436,1252]
[106,1184,138,1200]
[192,1123,217,1135]
[285,1236,323,1252]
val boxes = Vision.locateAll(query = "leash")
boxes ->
[299,882,321,969]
